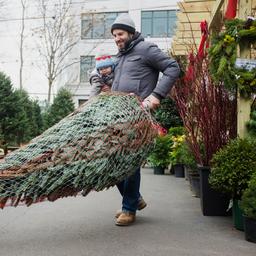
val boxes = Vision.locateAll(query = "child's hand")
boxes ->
[101,85,111,92]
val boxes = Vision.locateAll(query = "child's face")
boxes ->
[99,66,112,76]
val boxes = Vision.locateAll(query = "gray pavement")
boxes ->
[0,168,255,256]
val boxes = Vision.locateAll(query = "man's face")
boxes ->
[112,29,132,50]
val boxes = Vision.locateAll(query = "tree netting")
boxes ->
[0,93,158,209]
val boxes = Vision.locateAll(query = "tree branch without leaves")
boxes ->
[35,0,80,102]
[19,0,27,90]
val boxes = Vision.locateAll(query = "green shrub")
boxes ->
[240,173,256,219]
[148,127,185,168]
[0,73,43,145]
[168,126,184,137]
[209,138,256,198]
[153,97,183,130]
[43,87,75,130]
[178,141,197,169]
[147,134,172,168]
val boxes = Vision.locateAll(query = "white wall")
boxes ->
[64,0,179,107]
[0,0,178,107]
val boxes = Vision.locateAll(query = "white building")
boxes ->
[0,0,178,107]
[65,0,179,107]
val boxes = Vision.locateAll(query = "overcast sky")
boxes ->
[0,0,179,102]
[0,0,81,101]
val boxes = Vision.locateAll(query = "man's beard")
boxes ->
[117,34,134,51]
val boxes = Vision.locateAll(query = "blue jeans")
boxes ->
[116,167,141,213]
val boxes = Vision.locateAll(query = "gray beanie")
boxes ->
[111,13,136,34]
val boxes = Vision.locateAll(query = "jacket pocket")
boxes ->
[127,56,141,62]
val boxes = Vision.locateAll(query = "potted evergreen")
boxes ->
[153,97,183,130]
[240,173,256,243]
[147,134,172,175]
[149,98,182,175]
[209,138,256,230]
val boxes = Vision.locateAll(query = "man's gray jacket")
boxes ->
[112,33,180,99]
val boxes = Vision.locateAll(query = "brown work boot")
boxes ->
[115,198,147,218]
[138,197,147,210]
[115,212,136,226]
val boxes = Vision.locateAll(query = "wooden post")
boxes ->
[237,0,252,138]
[208,0,225,33]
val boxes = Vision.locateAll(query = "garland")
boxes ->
[209,18,256,97]
[246,101,256,136]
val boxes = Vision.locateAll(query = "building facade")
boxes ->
[64,0,178,107]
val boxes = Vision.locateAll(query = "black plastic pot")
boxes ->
[244,216,256,243]
[174,164,185,178]
[153,166,165,175]
[184,165,189,180]
[190,171,200,198]
[232,199,244,231]
[169,165,175,175]
[199,166,231,216]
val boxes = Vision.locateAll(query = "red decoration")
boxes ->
[198,20,209,59]
[171,21,236,166]
[225,0,238,19]
[172,56,237,166]
[95,56,111,61]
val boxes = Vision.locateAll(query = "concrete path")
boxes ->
[0,168,255,256]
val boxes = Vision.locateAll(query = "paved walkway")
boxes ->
[0,168,255,256]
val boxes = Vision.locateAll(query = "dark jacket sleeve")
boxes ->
[145,44,180,98]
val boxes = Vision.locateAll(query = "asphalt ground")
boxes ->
[0,168,255,256]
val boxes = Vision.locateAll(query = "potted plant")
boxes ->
[168,127,185,177]
[170,134,186,178]
[178,141,200,196]
[147,133,172,175]
[209,138,256,230]
[172,43,237,216]
[153,97,183,130]
[240,173,256,243]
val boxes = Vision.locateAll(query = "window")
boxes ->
[78,99,87,106]
[80,56,95,83]
[141,10,177,38]
[81,12,127,39]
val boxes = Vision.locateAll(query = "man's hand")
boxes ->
[142,94,160,110]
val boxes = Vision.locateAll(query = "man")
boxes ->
[111,13,180,226]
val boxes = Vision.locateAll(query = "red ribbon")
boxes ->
[225,0,238,19]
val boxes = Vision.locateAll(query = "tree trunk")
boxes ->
[48,79,53,103]
[19,0,26,89]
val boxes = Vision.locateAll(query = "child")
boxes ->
[89,52,115,97]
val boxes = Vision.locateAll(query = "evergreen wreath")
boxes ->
[209,18,256,97]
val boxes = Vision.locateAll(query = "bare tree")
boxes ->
[35,0,79,102]
[19,0,27,89]
[0,0,5,16]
